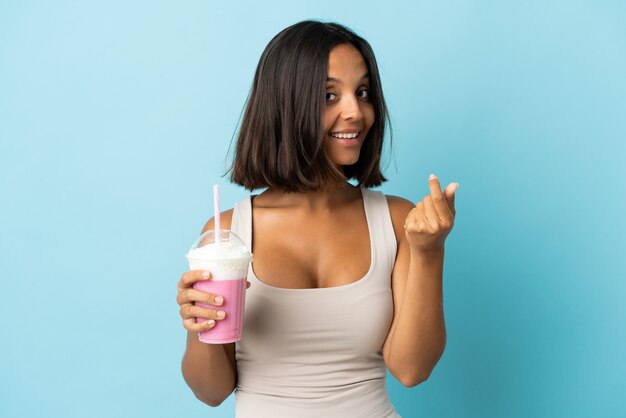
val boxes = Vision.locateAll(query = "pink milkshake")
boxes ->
[185,229,252,344]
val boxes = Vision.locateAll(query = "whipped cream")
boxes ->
[187,240,251,262]
[186,235,252,279]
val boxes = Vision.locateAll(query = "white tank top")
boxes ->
[231,188,402,418]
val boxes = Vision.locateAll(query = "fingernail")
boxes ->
[217,311,226,319]
[201,270,211,279]
[214,296,224,305]
[207,320,215,326]
[429,174,436,180]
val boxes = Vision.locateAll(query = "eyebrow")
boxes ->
[326,73,370,83]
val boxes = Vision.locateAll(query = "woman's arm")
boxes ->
[182,334,237,406]
[383,176,458,387]
[179,212,239,406]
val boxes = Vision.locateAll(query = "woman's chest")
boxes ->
[251,207,371,289]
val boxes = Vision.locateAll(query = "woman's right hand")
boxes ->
[177,270,227,333]
[176,270,251,333]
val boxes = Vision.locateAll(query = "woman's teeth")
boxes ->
[330,132,359,139]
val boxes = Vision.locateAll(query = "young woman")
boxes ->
[176,20,458,418]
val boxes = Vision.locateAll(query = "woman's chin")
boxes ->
[329,153,361,168]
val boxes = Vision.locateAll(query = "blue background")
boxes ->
[1,1,625,417]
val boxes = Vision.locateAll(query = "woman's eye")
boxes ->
[326,92,336,101]
[358,89,370,99]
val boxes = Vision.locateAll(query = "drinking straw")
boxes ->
[213,184,220,243]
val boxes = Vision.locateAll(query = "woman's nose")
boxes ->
[340,95,363,120]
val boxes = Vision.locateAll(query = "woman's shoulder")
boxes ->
[200,209,235,234]
[383,194,415,242]
[384,194,414,215]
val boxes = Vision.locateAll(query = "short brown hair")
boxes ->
[229,20,391,192]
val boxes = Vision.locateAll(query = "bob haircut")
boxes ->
[229,20,391,192]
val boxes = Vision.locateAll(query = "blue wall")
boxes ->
[1,1,625,417]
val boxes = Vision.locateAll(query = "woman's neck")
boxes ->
[257,182,362,211]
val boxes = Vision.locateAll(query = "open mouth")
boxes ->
[329,131,361,139]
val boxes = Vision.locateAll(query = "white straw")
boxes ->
[213,184,220,243]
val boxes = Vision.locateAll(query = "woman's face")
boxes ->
[323,43,375,169]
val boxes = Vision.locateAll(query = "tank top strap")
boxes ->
[362,188,397,275]
[231,195,253,252]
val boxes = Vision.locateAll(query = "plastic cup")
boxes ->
[185,229,252,344]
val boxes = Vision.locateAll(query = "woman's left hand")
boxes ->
[404,174,458,253]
